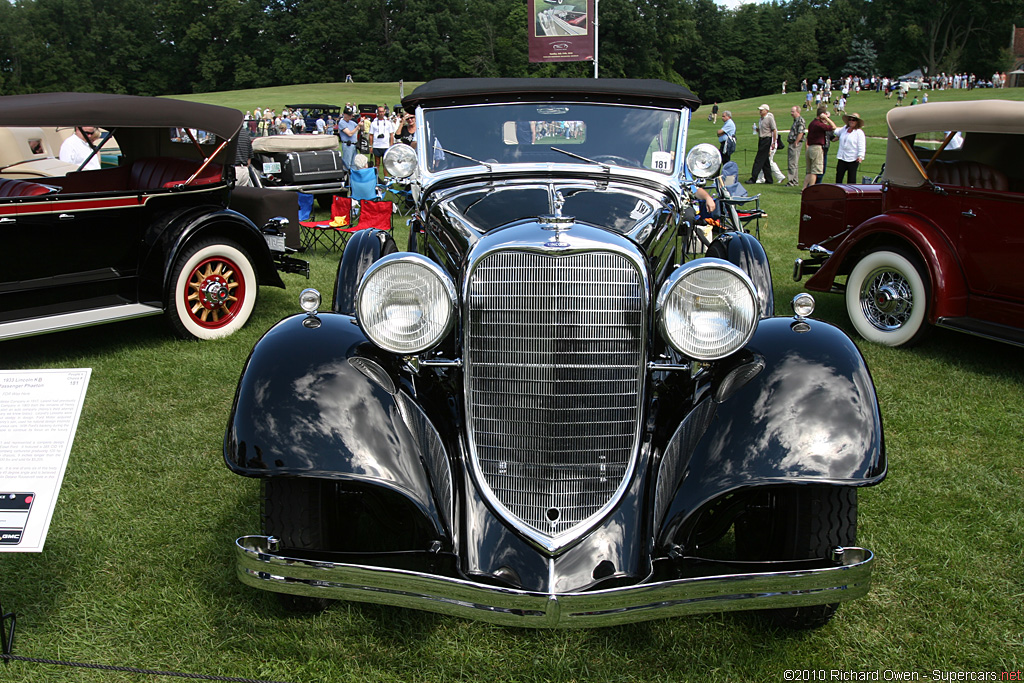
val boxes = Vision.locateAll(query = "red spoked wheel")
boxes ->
[168,239,257,340]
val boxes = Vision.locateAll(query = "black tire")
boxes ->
[166,238,257,340]
[262,478,336,612]
[845,248,930,347]
[735,486,857,629]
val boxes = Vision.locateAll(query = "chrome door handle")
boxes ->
[0,217,15,224]
[961,209,976,218]
[58,213,75,221]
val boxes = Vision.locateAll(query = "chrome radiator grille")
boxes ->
[466,250,645,541]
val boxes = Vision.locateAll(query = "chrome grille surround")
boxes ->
[464,223,649,554]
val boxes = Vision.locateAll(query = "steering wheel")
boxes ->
[591,155,643,169]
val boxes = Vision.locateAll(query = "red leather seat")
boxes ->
[929,161,1009,191]
[0,178,55,197]
[128,157,224,190]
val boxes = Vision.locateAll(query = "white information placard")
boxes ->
[0,368,91,552]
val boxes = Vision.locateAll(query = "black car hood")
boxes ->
[440,183,665,237]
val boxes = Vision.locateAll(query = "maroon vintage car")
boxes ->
[794,100,1024,347]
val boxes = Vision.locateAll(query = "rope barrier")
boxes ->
[0,653,298,683]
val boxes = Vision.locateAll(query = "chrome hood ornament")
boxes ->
[540,191,574,248]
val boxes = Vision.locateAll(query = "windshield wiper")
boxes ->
[440,147,491,172]
[550,146,610,172]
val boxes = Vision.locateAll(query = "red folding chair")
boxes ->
[356,199,393,230]
[300,195,353,252]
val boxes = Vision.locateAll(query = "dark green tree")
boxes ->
[842,37,877,76]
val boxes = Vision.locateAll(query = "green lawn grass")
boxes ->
[1,82,1022,682]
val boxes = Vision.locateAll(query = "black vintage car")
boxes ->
[225,79,886,628]
[0,92,306,341]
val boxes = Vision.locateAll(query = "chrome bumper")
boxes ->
[236,535,874,628]
[793,245,833,281]
[263,181,347,195]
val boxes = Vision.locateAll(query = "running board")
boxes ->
[935,317,1024,348]
[0,304,163,341]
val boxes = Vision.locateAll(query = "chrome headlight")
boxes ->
[383,143,418,180]
[685,143,722,179]
[356,254,457,354]
[657,259,759,360]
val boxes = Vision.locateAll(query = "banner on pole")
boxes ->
[528,0,595,63]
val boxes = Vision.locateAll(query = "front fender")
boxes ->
[805,212,967,320]
[707,231,774,318]
[656,317,886,548]
[224,312,449,538]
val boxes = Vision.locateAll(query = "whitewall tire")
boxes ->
[845,249,929,347]
[168,239,257,340]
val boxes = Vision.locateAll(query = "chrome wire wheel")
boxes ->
[859,265,914,331]
[845,249,929,347]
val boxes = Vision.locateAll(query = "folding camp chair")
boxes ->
[297,192,332,251]
[349,167,383,201]
[299,193,352,252]
[382,176,414,218]
[715,161,766,239]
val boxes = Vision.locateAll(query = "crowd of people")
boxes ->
[716,69,1009,192]
[234,102,417,176]
[797,72,1011,99]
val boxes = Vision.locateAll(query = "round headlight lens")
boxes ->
[685,143,722,179]
[299,288,321,314]
[657,259,759,360]
[383,143,418,180]
[792,292,816,318]
[356,254,457,354]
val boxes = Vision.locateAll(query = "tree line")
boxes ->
[1,0,1020,102]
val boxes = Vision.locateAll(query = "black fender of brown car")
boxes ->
[136,205,286,306]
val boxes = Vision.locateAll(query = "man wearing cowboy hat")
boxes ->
[834,112,866,184]
[747,104,778,185]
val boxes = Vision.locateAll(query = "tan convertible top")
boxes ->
[885,100,1024,187]
[252,134,340,153]
[886,100,1024,138]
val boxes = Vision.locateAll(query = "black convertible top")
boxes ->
[0,92,243,140]
[403,78,702,112]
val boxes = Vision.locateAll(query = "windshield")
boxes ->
[421,102,682,175]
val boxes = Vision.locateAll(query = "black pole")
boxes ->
[0,596,14,662]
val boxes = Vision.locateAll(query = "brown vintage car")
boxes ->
[794,100,1024,347]
[0,92,306,342]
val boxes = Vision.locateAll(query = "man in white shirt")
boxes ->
[59,126,102,171]
[370,106,395,171]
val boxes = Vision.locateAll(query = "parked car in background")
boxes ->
[0,126,78,179]
[251,133,347,208]
[0,92,306,342]
[286,103,341,135]
[226,78,886,629]
[794,100,1024,348]
[0,126,122,178]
